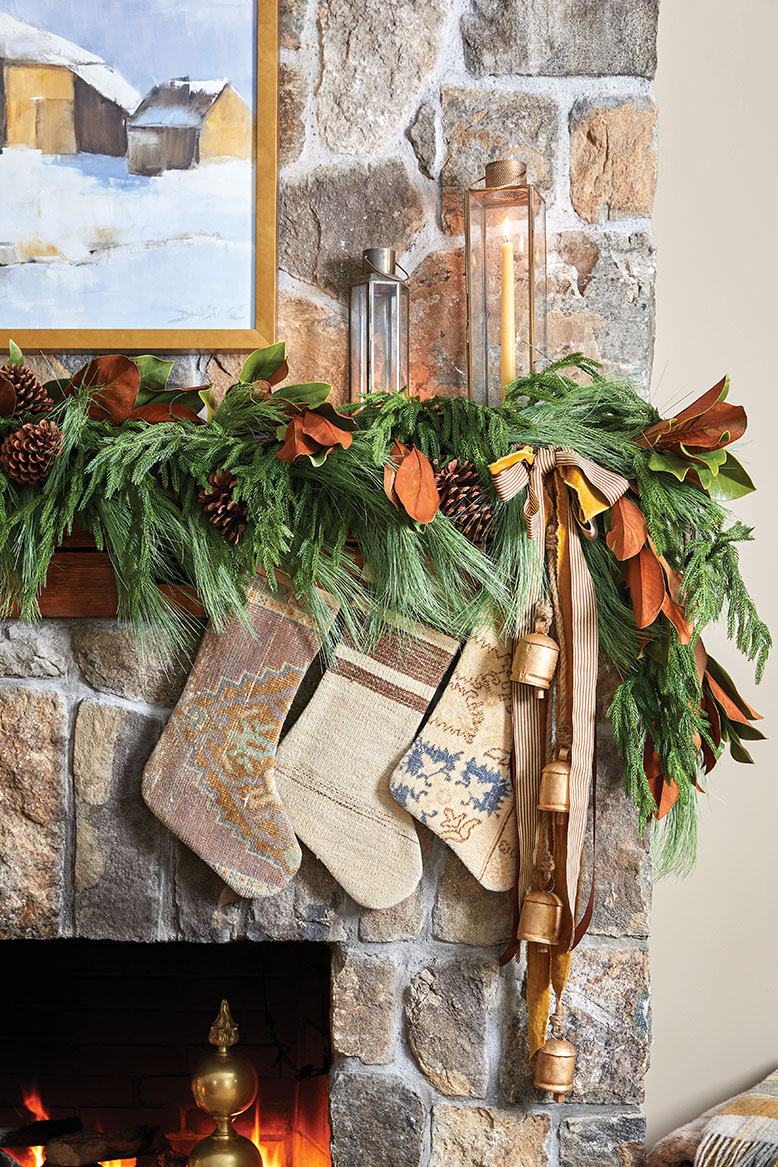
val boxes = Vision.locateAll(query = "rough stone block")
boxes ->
[408,102,437,179]
[280,59,308,167]
[280,0,307,49]
[317,0,446,154]
[409,249,467,399]
[497,964,536,1105]
[74,701,169,941]
[247,846,346,942]
[559,1114,646,1167]
[405,959,496,1096]
[329,1073,425,1167]
[547,230,655,393]
[431,1105,551,1166]
[280,160,425,298]
[331,954,397,1064]
[173,842,247,943]
[461,0,659,79]
[433,851,513,947]
[0,620,68,677]
[278,290,349,405]
[570,97,657,224]
[71,623,202,706]
[0,687,67,938]
[359,887,424,941]
[441,87,559,232]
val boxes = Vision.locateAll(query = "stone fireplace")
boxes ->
[0,0,658,1162]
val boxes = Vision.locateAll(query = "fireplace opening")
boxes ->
[0,941,332,1167]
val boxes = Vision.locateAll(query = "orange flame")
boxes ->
[246,1102,283,1167]
[14,1086,50,1167]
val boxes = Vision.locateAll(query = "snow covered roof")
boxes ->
[129,79,234,129]
[0,13,140,112]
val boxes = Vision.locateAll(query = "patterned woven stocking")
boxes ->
[274,619,460,909]
[142,574,331,899]
[390,622,516,891]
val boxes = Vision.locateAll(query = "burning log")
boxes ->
[45,1128,168,1167]
[0,1120,83,1149]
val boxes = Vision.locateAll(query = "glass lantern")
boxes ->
[349,247,410,401]
[465,159,547,406]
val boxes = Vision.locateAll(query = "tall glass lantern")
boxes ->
[349,248,410,401]
[465,159,547,406]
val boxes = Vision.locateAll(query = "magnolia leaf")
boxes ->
[639,376,730,447]
[679,445,728,472]
[694,638,708,683]
[300,409,354,450]
[199,386,216,422]
[69,355,140,425]
[647,450,693,481]
[701,452,756,501]
[642,631,671,666]
[276,413,322,463]
[0,376,16,417]
[661,590,693,645]
[728,736,755,765]
[8,339,23,367]
[727,719,767,742]
[43,378,70,404]
[705,673,754,729]
[703,692,722,749]
[128,401,204,424]
[240,342,287,384]
[311,400,357,431]
[625,544,666,628]
[705,655,761,720]
[134,355,175,396]
[657,402,747,455]
[606,496,648,560]
[393,447,440,525]
[383,441,411,509]
[274,382,332,410]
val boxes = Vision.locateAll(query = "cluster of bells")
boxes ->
[510,618,577,1103]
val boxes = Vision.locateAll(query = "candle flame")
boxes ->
[502,216,511,242]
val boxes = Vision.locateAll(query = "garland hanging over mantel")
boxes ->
[0,339,770,881]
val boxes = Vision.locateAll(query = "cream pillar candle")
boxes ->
[500,219,516,388]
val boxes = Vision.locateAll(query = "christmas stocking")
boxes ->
[274,618,460,909]
[390,621,516,891]
[142,574,332,899]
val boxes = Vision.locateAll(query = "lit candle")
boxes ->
[500,217,516,388]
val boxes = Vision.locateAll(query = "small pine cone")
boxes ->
[0,363,53,414]
[433,457,495,548]
[198,471,248,545]
[0,418,63,484]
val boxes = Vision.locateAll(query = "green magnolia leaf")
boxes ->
[275,422,288,442]
[706,655,760,721]
[312,400,358,431]
[43,378,71,404]
[8,339,23,367]
[135,387,204,411]
[134,355,175,400]
[703,452,756,501]
[647,450,693,481]
[274,382,332,410]
[679,445,728,473]
[728,719,767,742]
[728,736,755,764]
[240,342,287,384]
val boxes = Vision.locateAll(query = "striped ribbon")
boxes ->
[492,446,629,942]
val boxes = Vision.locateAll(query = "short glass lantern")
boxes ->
[465,159,547,407]
[349,247,410,401]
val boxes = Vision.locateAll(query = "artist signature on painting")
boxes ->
[168,306,247,323]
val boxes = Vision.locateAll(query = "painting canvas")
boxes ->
[0,0,277,348]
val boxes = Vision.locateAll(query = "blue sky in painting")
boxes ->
[0,0,255,105]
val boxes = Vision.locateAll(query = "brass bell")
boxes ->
[538,748,571,821]
[534,1035,577,1102]
[511,621,559,698]
[189,1001,262,1167]
[516,887,563,952]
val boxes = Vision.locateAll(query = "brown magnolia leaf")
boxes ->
[0,376,16,417]
[393,446,440,525]
[69,355,140,425]
[703,692,722,749]
[299,410,353,451]
[383,441,412,509]
[693,638,708,683]
[128,401,204,425]
[643,742,680,820]
[276,413,321,462]
[705,654,762,720]
[268,360,289,386]
[660,402,747,454]
[606,496,648,560]
[638,376,729,447]
[625,544,666,628]
[656,557,693,644]
[704,672,754,727]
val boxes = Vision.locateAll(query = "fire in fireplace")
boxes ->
[0,941,331,1167]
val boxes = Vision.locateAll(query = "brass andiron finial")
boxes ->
[188,1000,262,1167]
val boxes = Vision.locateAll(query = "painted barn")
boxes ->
[0,13,140,156]
[127,78,252,176]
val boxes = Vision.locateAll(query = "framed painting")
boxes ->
[0,0,278,350]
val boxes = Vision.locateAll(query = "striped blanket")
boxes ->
[696,1070,778,1167]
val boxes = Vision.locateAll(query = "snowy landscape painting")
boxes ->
[0,0,260,336]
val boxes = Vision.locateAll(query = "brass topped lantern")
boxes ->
[189,1001,262,1167]
[349,247,410,400]
[465,158,548,406]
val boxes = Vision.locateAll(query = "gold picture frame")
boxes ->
[2,0,278,351]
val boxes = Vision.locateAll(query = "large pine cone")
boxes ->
[198,471,248,545]
[434,458,495,548]
[0,363,53,414]
[0,419,63,484]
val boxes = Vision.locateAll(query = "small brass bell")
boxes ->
[511,620,559,698]
[189,1001,263,1167]
[534,1035,577,1102]
[538,748,571,821]
[516,887,563,952]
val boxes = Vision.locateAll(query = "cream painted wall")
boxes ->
[646,0,778,1146]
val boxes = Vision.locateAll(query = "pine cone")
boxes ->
[198,471,248,545]
[0,363,53,414]
[0,418,63,484]
[434,458,495,548]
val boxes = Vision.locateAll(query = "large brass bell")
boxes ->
[189,1001,262,1167]
[534,1035,577,1102]
[538,748,571,821]
[516,887,563,952]
[511,620,559,698]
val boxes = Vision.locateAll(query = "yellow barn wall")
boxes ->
[4,63,76,154]
[199,85,253,162]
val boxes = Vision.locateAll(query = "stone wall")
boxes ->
[1,1,659,1163]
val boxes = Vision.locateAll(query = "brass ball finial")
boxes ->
[209,1000,239,1052]
[188,1001,262,1167]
